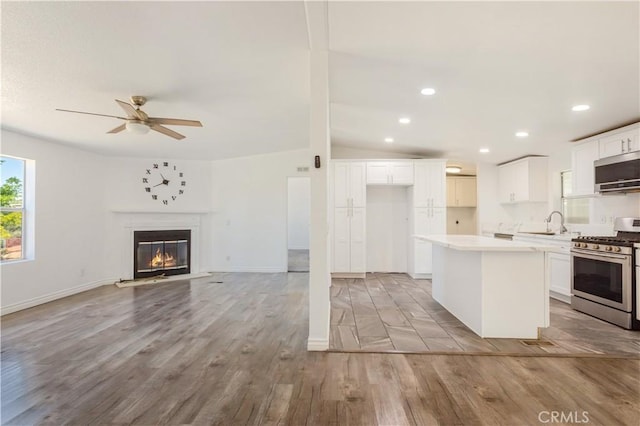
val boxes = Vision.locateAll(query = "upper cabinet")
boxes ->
[366,161,414,185]
[570,123,639,197]
[599,128,639,158]
[333,162,366,208]
[498,157,548,204]
[571,140,599,196]
[413,160,446,208]
[447,176,477,207]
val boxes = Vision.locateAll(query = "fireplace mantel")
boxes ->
[112,211,208,280]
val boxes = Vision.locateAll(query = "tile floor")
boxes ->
[329,273,640,355]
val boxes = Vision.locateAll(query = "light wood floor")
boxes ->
[330,273,640,355]
[2,272,639,425]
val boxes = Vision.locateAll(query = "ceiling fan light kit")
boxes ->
[56,96,202,140]
[126,121,150,134]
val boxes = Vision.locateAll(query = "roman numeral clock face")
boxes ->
[142,162,186,205]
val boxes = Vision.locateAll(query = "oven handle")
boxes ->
[570,248,630,261]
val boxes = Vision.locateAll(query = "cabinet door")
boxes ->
[349,162,367,207]
[414,208,430,235]
[572,140,599,196]
[429,208,446,234]
[413,164,429,207]
[511,161,530,202]
[333,163,350,208]
[599,133,626,158]
[333,208,350,272]
[428,163,446,207]
[547,252,571,297]
[349,208,366,272]
[389,162,414,185]
[456,177,477,207]
[628,129,640,152]
[498,163,514,203]
[366,162,390,184]
[446,177,457,207]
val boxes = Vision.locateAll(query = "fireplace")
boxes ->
[133,230,191,279]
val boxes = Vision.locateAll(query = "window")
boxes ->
[1,156,26,261]
[561,170,589,224]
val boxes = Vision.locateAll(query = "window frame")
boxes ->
[1,155,27,263]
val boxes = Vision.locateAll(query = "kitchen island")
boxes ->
[415,234,556,339]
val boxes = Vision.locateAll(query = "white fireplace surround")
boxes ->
[112,211,209,281]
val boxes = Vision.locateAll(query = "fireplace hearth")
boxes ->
[134,230,191,279]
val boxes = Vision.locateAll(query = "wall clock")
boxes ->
[142,161,186,205]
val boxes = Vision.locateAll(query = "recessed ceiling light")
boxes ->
[446,166,462,174]
[572,104,590,112]
[384,137,394,143]
[479,148,490,153]
[515,131,529,138]
[420,88,436,96]
[398,117,411,124]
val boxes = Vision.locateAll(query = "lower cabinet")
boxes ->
[333,207,366,274]
[547,251,571,302]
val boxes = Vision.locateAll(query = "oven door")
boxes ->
[571,249,632,312]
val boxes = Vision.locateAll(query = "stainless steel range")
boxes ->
[571,217,640,329]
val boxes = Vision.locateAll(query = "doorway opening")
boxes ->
[287,176,310,272]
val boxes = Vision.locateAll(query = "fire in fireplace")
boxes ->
[133,230,191,279]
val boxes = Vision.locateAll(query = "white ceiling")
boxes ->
[2,1,639,165]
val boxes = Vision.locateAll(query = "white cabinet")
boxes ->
[333,207,366,273]
[498,157,548,203]
[334,162,366,208]
[599,128,640,158]
[547,252,571,300]
[413,160,446,208]
[446,176,477,207]
[412,207,446,275]
[366,161,414,185]
[571,140,599,196]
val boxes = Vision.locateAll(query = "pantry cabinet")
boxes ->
[498,157,548,203]
[332,207,366,274]
[599,128,640,158]
[334,162,366,208]
[446,176,477,207]
[412,207,446,276]
[413,160,446,208]
[366,161,414,185]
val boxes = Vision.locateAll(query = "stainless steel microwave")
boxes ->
[594,151,640,193]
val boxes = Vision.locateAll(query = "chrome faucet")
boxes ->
[545,210,568,234]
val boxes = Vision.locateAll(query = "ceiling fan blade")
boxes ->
[115,99,142,119]
[107,123,126,134]
[148,117,203,127]
[56,109,126,120]
[150,124,185,140]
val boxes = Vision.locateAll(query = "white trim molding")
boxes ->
[307,338,329,351]
[1,278,115,316]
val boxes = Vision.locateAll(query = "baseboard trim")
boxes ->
[331,273,366,279]
[409,273,432,280]
[1,278,116,316]
[307,338,329,351]
[550,290,571,304]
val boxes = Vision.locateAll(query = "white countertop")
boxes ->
[415,234,556,252]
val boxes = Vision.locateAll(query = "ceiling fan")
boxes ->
[56,96,202,140]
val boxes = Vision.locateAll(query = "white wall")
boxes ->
[210,149,310,272]
[102,156,214,278]
[287,177,310,250]
[366,186,408,272]
[1,130,110,313]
